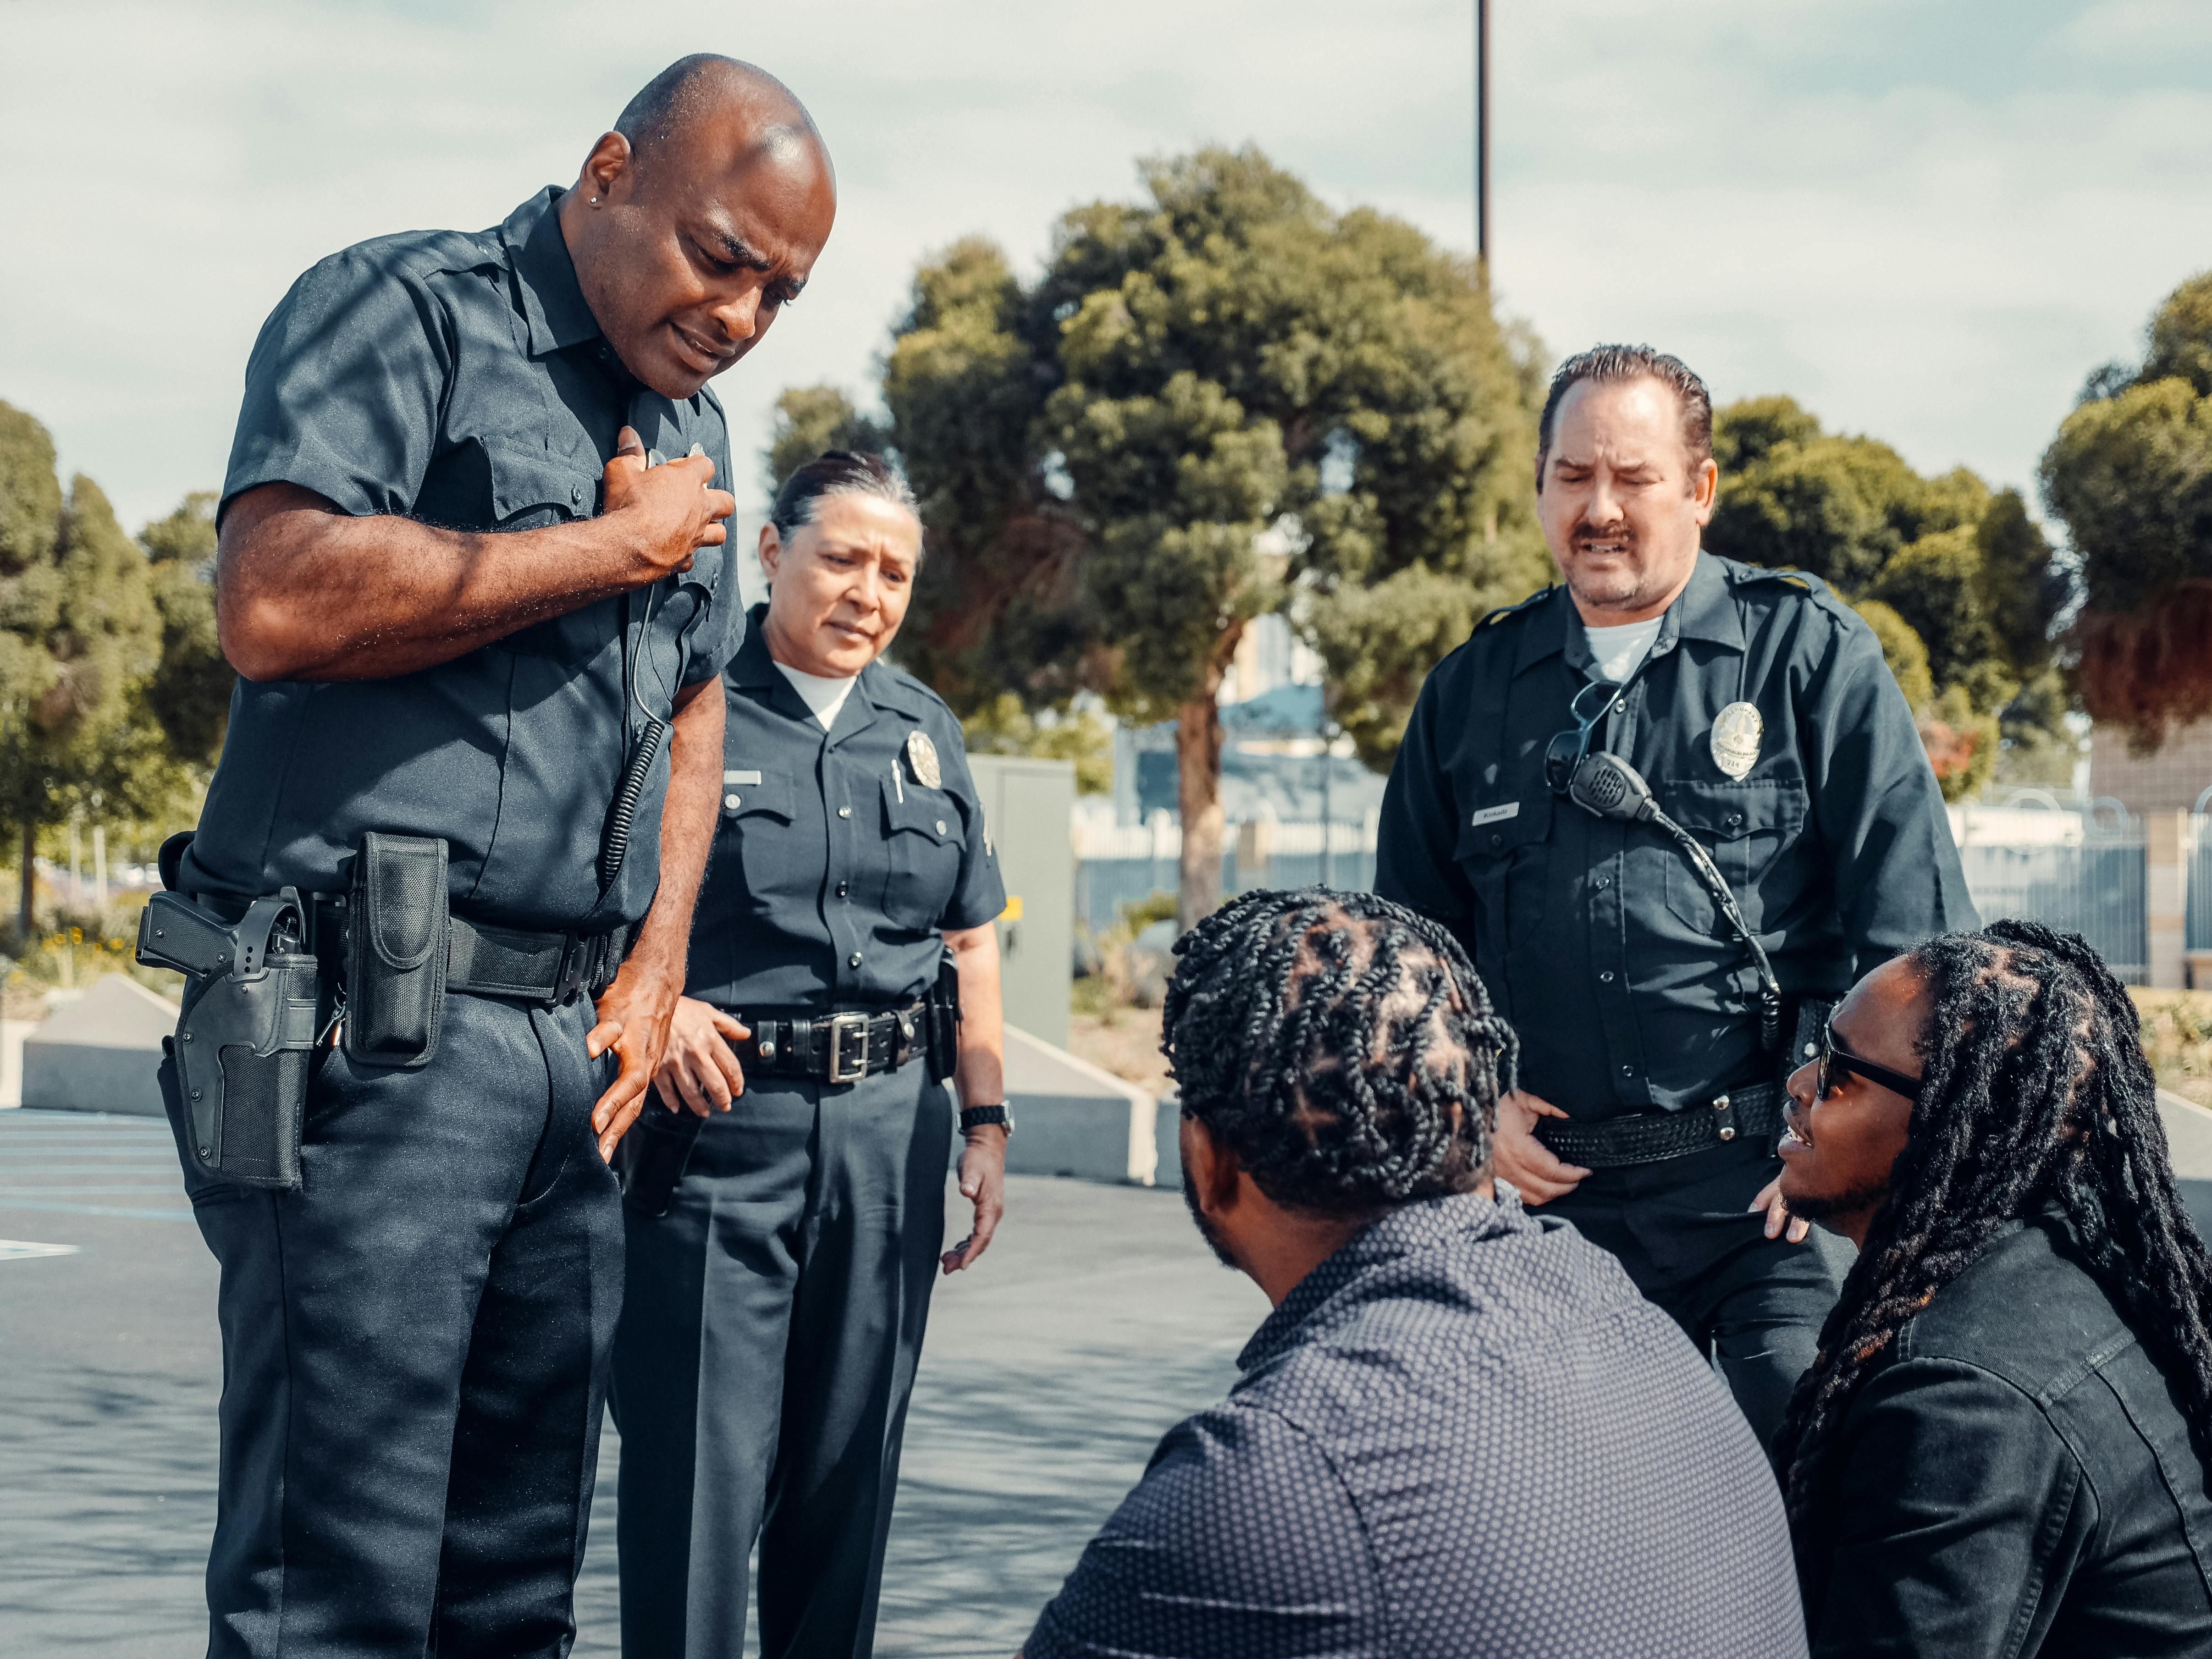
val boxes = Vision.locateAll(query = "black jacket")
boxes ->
[1804,1212,2212,1656]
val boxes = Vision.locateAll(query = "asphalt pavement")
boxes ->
[0,1108,1263,1659]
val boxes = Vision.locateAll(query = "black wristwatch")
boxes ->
[960,1103,1014,1136]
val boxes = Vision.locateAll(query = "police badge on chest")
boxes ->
[1710,701,1763,779]
[904,729,942,790]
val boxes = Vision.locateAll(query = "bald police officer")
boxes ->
[167,57,834,1657]
[1375,345,1975,1448]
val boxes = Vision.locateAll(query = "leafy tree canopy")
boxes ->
[0,402,221,935]
[769,148,1546,919]
[2040,276,2212,744]
[138,491,233,767]
[1706,394,2069,796]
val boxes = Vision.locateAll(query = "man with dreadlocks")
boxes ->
[1020,888,1806,1659]
[1771,919,2212,1653]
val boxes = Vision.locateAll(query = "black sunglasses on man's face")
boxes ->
[1816,1019,1924,1103]
[1545,679,1627,795]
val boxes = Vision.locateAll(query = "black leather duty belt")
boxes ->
[734,999,931,1085]
[1533,1082,1782,1169]
[195,893,630,1009]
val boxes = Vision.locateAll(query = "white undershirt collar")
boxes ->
[772,659,860,730]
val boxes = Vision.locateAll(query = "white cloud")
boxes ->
[2,0,2206,535]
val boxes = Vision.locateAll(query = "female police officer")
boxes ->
[609,450,1009,1659]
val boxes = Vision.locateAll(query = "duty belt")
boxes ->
[195,893,630,1008]
[1533,1082,1782,1169]
[734,999,932,1085]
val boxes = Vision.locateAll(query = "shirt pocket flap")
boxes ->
[485,445,590,529]
[723,771,794,822]
[1455,793,1551,862]
[882,776,957,843]
[1661,776,1807,842]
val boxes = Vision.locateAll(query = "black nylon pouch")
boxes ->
[343,832,450,1069]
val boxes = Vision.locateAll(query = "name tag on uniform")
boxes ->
[724,769,762,785]
[1470,802,1521,827]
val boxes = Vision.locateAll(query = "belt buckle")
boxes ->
[826,1012,870,1083]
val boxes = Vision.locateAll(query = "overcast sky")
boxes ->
[5,0,2209,536]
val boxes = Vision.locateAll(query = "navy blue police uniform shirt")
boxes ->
[182,187,744,933]
[1026,1188,1808,1659]
[684,607,1007,1013]
[1375,550,1976,1119]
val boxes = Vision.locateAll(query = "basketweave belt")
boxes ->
[1534,1082,1782,1169]
[196,893,631,1009]
[733,999,932,1085]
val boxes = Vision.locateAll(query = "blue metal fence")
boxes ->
[1956,838,2149,984]
[1077,817,2167,986]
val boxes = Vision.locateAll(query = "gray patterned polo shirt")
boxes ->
[1026,1187,1807,1658]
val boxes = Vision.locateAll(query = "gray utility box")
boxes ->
[966,754,1074,1049]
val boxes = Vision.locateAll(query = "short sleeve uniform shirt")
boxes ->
[1375,551,1975,1116]
[182,187,745,932]
[683,608,1006,1013]
[1027,1189,1807,1659]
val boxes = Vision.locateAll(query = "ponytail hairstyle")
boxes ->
[768,449,922,556]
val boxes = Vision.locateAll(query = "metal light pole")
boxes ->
[1475,0,1490,271]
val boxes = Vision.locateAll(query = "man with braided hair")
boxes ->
[1771,919,2212,1654]
[1021,888,1806,1659]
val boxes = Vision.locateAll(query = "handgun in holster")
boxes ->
[138,885,322,1190]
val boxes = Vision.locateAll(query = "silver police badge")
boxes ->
[1711,701,1764,780]
[905,729,943,790]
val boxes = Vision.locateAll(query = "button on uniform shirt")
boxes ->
[1025,1189,1807,1659]
[1376,551,1975,1118]
[182,187,743,932]
[684,608,1007,1012]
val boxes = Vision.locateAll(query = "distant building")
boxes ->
[2088,722,2212,817]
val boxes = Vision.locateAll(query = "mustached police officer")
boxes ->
[611,451,1009,1659]
[1376,345,1976,1449]
[159,57,834,1657]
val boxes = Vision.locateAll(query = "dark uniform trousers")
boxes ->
[611,1062,953,1659]
[1543,1138,1853,1446]
[159,990,623,1659]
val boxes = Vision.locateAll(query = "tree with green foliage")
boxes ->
[767,148,1546,922]
[0,407,230,939]
[0,401,171,936]
[1706,394,2068,799]
[138,490,235,766]
[2041,272,2212,745]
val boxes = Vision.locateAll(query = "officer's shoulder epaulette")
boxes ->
[320,225,504,290]
[1721,557,1861,616]
[1476,584,1562,629]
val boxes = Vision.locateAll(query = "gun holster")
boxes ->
[927,954,962,1085]
[140,887,321,1190]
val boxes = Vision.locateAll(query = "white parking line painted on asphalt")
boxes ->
[0,1239,81,1261]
